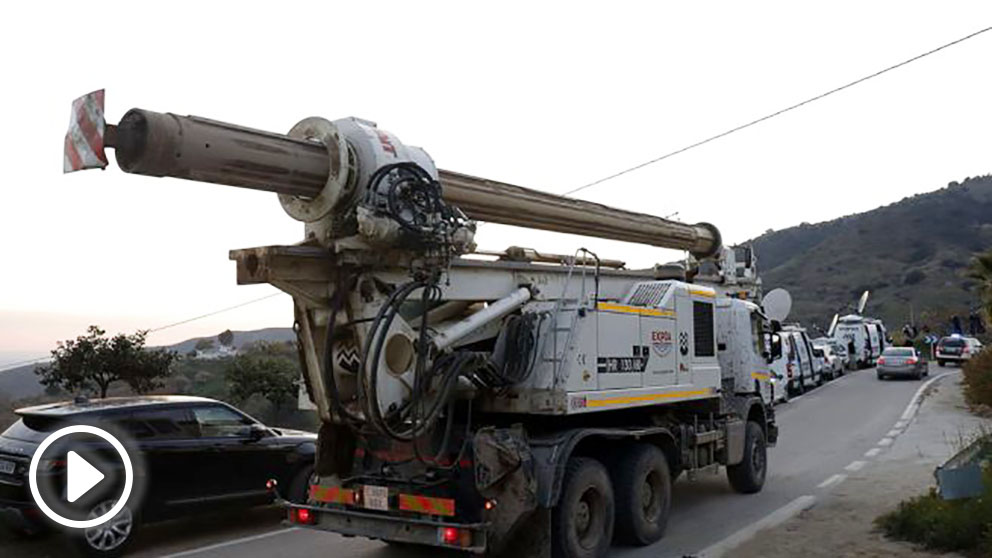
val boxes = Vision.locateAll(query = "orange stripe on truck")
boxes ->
[310,485,354,504]
[398,493,455,516]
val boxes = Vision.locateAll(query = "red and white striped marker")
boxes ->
[63,89,108,173]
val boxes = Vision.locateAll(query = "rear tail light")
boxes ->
[292,507,317,525]
[907,357,918,364]
[877,357,885,365]
[439,526,472,547]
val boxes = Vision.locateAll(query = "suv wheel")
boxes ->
[71,500,136,558]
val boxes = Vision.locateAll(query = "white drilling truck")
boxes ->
[65,91,782,558]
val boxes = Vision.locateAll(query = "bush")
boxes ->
[903,269,926,285]
[876,466,992,554]
[963,349,992,408]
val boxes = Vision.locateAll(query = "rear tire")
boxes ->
[552,457,614,558]
[938,360,945,367]
[877,372,884,380]
[288,464,315,504]
[612,444,671,546]
[69,500,137,558]
[727,422,767,494]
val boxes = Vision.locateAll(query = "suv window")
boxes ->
[192,405,251,438]
[939,338,965,348]
[116,408,199,440]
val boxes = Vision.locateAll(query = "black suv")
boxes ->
[0,396,316,556]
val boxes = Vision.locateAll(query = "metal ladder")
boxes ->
[540,249,601,388]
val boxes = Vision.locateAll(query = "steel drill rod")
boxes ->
[110,109,720,256]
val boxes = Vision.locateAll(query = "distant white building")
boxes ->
[193,344,238,360]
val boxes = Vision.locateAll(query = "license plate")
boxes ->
[363,485,389,511]
[0,459,15,475]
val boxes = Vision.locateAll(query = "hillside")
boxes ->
[0,327,294,403]
[750,175,992,333]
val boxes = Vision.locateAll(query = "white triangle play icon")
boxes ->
[67,451,104,503]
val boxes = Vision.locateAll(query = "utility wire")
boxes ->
[0,292,286,372]
[147,292,283,333]
[563,25,992,197]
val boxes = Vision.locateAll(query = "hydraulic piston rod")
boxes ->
[107,108,721,257]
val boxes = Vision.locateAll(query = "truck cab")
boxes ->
[715,298,777,405]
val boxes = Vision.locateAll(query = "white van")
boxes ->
[776,326,823,396]
[834,315,870,368]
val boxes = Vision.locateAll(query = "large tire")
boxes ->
[611,444,671,546]
[70,500,138,558]
[727,422,767,494]
[937,360,945,367]
[287,464,315,504]
[552,457,614,558]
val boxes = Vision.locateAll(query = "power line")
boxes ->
[147,292,284,333]
[0,292,286,373]
[563,25,992,197]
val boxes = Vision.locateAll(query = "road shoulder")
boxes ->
[725,371,987,558]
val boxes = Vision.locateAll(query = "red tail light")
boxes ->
[876,357,885,365]
[292,508,316,525]
[906,357,918,364]
[441,527,459,544]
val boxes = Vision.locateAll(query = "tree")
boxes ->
[194,338,215,352]
[225,342,299,411]
[218,329,235,347]
[967,249,992,321]
[36,326,176,398]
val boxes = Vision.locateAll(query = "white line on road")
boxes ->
[864,448,881,458]
[900,370,960,421]
[894,420,908,429]
[886,429,902,437]
[157,528,300,558]
[817,474,847,489]
[844,461,867,472]
[878,437,893,447]
[696,495,816,557]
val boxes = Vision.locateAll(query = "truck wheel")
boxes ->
[612,444,671,546]
[937,360,945,367]
[552,457,614,558]
[726,422,767,494]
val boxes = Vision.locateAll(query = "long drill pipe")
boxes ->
[110,109,721,257]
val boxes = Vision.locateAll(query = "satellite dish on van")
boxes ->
[828,313,839,337]
[762,288,792,322]
[857,290,870,315]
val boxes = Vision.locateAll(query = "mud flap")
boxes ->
[474,426,541,556]
[316,422,355,477]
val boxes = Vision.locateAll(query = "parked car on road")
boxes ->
[815,337,851,370]
[812,344,842,380]
[936,335,983,366]
[877,347,928,380]
[0,396,316,557]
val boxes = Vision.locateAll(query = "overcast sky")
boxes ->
[1,2,990,364]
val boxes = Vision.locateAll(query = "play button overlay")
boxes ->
[29,424,133,529]
[67,451,105,503]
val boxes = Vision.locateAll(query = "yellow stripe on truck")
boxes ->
[586,388,714,408]
[751,372,771,380]
[596,302,675,317]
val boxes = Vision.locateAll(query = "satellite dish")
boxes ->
[762,288,792,323]
[857,290,870,315]
[828,313,839,337]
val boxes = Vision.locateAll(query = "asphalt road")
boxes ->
[2,364,935,558]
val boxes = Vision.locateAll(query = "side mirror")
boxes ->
[247,423,268,441]
[766,333,783,363]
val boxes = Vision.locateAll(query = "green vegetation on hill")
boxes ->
[751,175,992,333]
